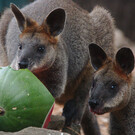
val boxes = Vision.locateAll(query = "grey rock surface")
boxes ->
[0,127,70,135]
[48,115,65,130]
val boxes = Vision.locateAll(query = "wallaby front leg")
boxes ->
[62,75,100,135]
[62,64,100,135]
[62,81,90,126]
[62,63,93,124]
[81,104,101,135]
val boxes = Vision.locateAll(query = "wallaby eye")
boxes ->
[110,82,118,90]
[37,46,45,53]
[18,44,22,50]
[111,85,116,89]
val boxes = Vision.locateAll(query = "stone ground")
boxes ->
[0,127,69,135]
[97,114,109,135]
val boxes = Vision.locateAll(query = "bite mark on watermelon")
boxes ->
[42,103,54,128]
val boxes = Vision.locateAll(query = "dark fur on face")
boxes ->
[10,4,65,71]
[89,44,134,115]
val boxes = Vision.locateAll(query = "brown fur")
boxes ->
[97,58,132,84]
[33,68,48,85]
[113,63,132,84]
[56,61,94,104]
[20,24,58,45]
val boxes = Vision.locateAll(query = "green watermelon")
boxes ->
[0,66,54,132]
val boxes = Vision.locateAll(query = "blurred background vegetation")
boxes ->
[0,0,135,42]
[0,0,34,12]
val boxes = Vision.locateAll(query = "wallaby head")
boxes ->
[10,4,66,71]
[88,43,134,115]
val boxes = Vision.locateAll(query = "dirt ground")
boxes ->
[53,104,109,135]
[97,114,109,135]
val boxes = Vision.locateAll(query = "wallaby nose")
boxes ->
[89,99,99,110]
[18,59,29,69]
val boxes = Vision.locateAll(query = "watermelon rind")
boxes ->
[0,66,54,132]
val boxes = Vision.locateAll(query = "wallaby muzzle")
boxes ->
[89,99,99,110]
[89,98,105,115]
[18,58,29,69]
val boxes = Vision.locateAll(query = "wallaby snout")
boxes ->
[18,58,29,69]
[89,99,104,115]
[89,99,99,110]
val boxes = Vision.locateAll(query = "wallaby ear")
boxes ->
[45,8,66,36]
[10,4,26,32]
[116,48,134,74]
[89,43,107,70]
[10,4,36,32]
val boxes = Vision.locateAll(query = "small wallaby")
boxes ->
[0,0,115,134]
[89,43,135,135]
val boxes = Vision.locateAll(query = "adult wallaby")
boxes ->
[0,0,115,134]
[89,43,135,135]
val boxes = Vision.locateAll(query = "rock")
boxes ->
[0,127,69,135]
[48,115,81,135]
[0,115,80,135]
[62,123,81,135]
[48,115,65,130]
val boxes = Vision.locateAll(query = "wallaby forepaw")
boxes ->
[62,99,82,126]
